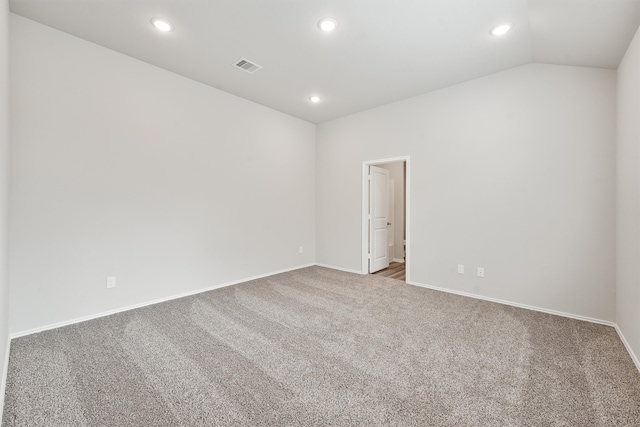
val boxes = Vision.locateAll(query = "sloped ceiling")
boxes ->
[9,0,640,123]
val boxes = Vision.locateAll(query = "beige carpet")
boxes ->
[3,266,640,426]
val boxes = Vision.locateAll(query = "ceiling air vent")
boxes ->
[233,58,262,74]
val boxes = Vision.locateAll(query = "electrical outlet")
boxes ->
[106,276,116,289]
[477,268,485,278]
[299,246,304,254]
[457,264,464,274]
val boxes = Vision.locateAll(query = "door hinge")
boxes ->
[368,252,371,259]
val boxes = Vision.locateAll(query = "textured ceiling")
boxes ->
[9,0,640,123]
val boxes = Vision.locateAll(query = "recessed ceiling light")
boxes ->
[309,95,321,103]
[490,22,513,36]
[318,18,337,32]
[151,17,174,32]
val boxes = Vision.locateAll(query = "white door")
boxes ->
[369,165,390,273]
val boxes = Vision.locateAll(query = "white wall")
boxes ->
[9,15,316,334]
[616,26,640,367]
[0,0,10,417]
[379,162,404,261]
[317,63,616,322]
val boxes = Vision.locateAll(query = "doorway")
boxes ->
[362,156,410,282]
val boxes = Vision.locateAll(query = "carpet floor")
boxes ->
[3,266,640,426]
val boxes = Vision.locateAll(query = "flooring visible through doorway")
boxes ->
[373,261,405,281]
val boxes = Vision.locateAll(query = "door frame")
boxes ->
[361,156,410,281]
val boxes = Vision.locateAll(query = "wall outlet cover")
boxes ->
[106,276,116,288]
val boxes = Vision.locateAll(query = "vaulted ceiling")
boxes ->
[9,0,640,123]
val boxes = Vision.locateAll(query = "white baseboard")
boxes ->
[615,324,640,373]
[0,334,11,423]
[314,263,365,275]
[406,279,615,327]
[392,259,405,263]
[11,263,316,339]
